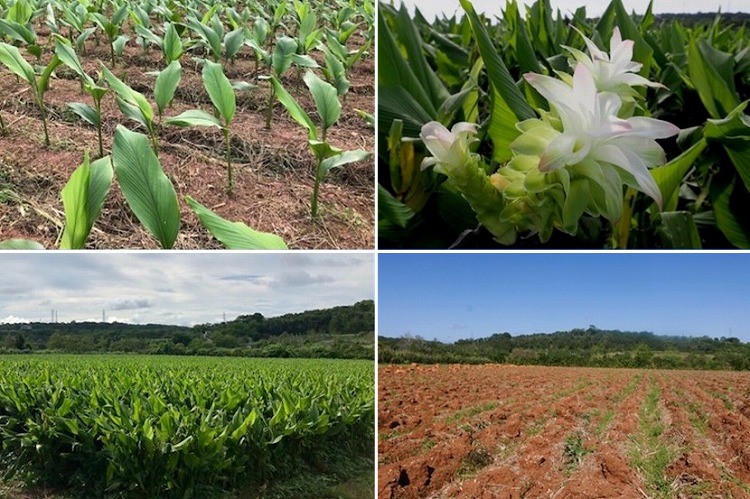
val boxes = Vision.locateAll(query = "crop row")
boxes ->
[0,355,374,497]
[0,0,373,248]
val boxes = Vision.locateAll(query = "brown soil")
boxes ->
[0,29,373,249]
[379,364,750,499]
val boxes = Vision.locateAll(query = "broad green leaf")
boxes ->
[378,8,437,117]
[60,153,113,249]
[102,65,154,123]
[271,76,316,139]
[223,29,244,60]
[271,36,297,76]
[710,175,750,248]
[164,109,222,128]
[185,196,288,249]
[0,19,36,45]
[202,60,235,124]
[323,48,349,96]
[378,183,415,229]
[55,39,92,85]
[704,101,750,192]
[303,71,340,131]
[154,61,182,116]
[319,150,371,176]
[113,35,129,56]
[112,126,181,249]
[651,139,708,211]
[459,0,535,121]
[656,211,702,249]
[0,239,44,249]
[687,38,740,119]
[68,102,100,127]
[0,41,36,86]
[163,23,183,64]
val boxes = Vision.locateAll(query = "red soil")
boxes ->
[379,364,750,498]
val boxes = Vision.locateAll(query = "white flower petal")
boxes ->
[451,122,479,136]
[539,133,591,172]
[625,117,680,139]
[592,143,663,207]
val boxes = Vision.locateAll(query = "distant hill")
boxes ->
[0,300,374,359]
[379,326,750,370]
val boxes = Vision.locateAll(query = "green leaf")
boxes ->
[68,102,100,127]
[112,126,181,248]
[102,65,154,124]
[185,196,287,249]
[55,39,91,85]
[163,23,183,64]
[459,0,535,121]
[271,76,316,139]
[319,150,371,176]
[154,61,182,116]
[0,239,44,250]
[60,153,113,249]
[164,109,222,128]
[272,36,297,76]
[687,38,740,119]
[303,71,340,131]
[0,41,36,87]
[656,211,702,249]
[202,60,235,124]
[651,139,708,211]
[710,175,750,248]
[223,28,244,60]
[378,183,415,229]
[704,101,750,193]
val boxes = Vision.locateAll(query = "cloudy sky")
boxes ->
[0,253,373,326]
[397,0,745,20]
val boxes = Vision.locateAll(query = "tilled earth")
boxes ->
[0,28,374,249]
[379,364,750,498]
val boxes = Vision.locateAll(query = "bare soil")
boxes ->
[0,29,374,249]
[379,364,750,498]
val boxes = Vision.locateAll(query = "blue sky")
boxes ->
[378,253,750,342]
[396,0,746,21]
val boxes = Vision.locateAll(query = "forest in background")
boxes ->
[0,300,374,359]
[379,326,750,370]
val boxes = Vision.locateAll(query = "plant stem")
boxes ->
[224,126,233,193]
[38,96,50,147]
[310,160,321,217]
[95,97,103,157]
[0,111,6,135]
[265,85,275,129]
[109,39,115,67]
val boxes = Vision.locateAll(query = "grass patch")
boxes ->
[562,432,591,473]
[445,401,499,425]
[595,410,615,436]
[628,383,681,498]
[456,447,493,479]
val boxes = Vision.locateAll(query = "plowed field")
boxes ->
[378,364,750,498]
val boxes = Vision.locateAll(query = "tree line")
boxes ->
[379,326,750,370]
[0,300,374,359]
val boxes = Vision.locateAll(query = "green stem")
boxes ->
[265,85,275,130]
[95,97,103,157]
[311,160,322,217]
[225,126,233,193]
[109,38,115,67]
[38,95,50,147]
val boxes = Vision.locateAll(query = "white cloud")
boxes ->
[0,315,30,324]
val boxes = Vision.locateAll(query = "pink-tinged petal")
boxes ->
[421,121,453,144]
[524,72,583,130]
[610,39,634,70]
[592,144,663,207]
[610,27,623,53]
[625,117,680,139]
